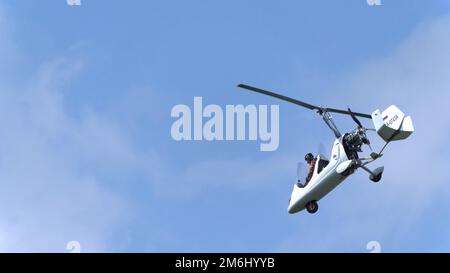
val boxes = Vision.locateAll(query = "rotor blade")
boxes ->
[237,84,319,111]
[325,107,372,119]
[368,143,373,152]
[348,107,363,128]
[237,84,372,119]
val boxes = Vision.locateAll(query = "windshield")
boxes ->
[317,159,330,174]
[296,162,306,187]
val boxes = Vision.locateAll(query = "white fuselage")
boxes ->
[288,138,351,214]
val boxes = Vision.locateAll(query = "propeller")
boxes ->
[297,162,304,183]
[348,107,363,128]
[318,142,326,158]
[348,107,373,151]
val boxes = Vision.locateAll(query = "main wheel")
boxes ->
[370,173,382,183]
[306,201,319,214]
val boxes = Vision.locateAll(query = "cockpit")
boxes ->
[317,157,330,174]
[296,155,330,188]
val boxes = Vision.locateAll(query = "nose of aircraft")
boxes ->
[288,200,303,214]
[287,203,297,214]
[287,198,294,214]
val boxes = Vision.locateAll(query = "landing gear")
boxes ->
[360,165,384,183]
[306,201,319,214]
[369,167,384,183]
[370,173,382,183]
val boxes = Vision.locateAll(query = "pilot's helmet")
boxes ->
[305,153,314,163]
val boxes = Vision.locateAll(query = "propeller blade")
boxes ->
[348,107,363,128]
[297,162,304,182]
[318,143,326,157]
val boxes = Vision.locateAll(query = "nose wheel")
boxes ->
[306,201,319,214]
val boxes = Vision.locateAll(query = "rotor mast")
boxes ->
[318,109,341,139]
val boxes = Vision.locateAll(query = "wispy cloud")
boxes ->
[150,154,297,198]
[1,3,449,253]
[0,10,138,252]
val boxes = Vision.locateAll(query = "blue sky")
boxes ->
[0,0,450,252]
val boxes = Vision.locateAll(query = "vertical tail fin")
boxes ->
[372,105,414,142]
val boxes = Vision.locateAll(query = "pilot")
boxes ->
[305,153,316,185]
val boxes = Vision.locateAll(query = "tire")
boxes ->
[370,167,384,183]
[370,173,382,183]
[306,201,319,214]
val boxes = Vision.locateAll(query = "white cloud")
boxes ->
[0,10,137,252]
[150,154,297,198]
[1,3,448,253]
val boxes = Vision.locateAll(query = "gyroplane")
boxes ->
[237,84,414,214]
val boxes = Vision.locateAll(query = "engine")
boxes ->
[343,128,370,159]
